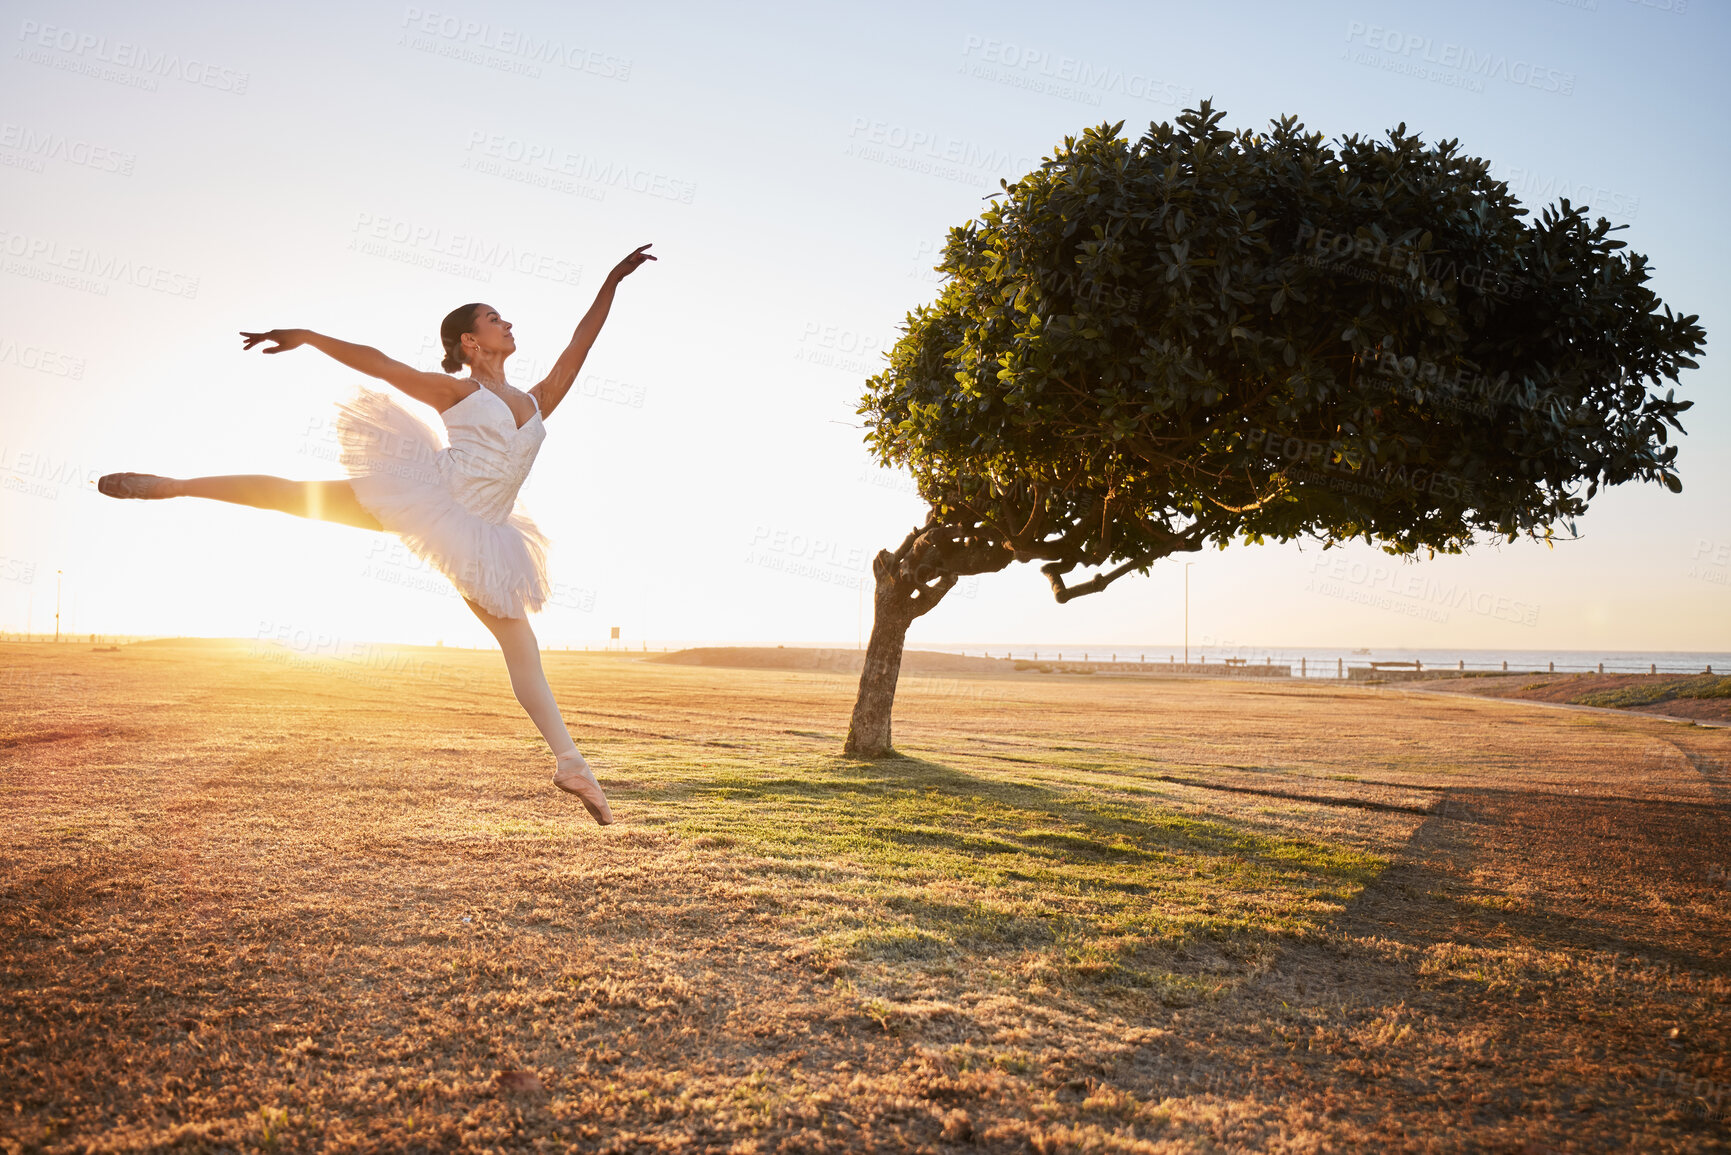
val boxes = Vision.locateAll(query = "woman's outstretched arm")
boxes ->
[239,329,462,410]
[531,244,655,420]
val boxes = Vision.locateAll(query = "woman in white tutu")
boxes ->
[97,243,656,825]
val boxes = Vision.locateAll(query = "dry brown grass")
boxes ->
[2,639,1728,1152]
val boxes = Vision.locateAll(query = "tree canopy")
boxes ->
[858,101,1705,603]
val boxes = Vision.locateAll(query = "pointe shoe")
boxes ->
[553,751,615,825]
[97,472,177,499]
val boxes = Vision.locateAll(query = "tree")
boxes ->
[843,102,1705,758]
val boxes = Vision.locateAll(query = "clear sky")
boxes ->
[2,0,1726,651]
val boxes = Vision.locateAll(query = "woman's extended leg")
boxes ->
[98,473,383,531]
[465,595,577,756]
[464,595,614,824]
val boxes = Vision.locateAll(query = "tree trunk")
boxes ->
[843,591,915,758]
[843,542,955,758]
[839,505,1189,755]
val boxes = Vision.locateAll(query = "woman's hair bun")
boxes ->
[438,302,486,376]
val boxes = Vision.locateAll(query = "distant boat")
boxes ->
[1352,647,1371,655]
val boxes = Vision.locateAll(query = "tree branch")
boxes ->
[1038,517,1209,602]
[1203,473,1290,513]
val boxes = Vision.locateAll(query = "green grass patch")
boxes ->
[1576,675,1731,710]
[638,750,1389,1005]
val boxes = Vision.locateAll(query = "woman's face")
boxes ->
[462,305,516,363]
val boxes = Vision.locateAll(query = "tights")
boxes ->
[465,598,579,758]
[171,475,385,531]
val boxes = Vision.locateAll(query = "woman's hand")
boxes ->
[604,244,656,285]
[239,328,309,354]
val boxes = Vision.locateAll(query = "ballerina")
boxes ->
[97,243,657,825]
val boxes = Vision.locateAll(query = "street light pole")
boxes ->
[55,570,62,643]
[1184,562,1194,666]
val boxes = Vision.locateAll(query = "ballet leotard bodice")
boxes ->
[438,384,546,524]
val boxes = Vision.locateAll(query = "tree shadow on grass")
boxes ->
[1340,779,1731,976]
[671,751,1388,882]
[1160,756,1731,1148]
[651,752,1394,1007]
[0,857,112,939]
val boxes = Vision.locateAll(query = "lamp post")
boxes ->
[54,570,62,643]
[1183,561,1193,666]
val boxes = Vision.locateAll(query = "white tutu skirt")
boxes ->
[334,389,550,619]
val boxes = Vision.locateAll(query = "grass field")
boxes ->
[3,639,1729,1152]
[1423,672,1731,725]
